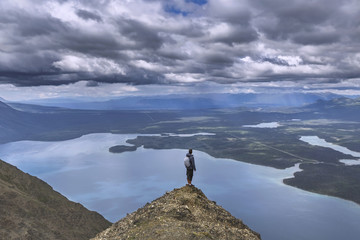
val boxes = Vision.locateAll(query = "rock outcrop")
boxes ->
[92,185,261,240]
[0,159,111,240]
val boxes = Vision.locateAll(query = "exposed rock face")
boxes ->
[92,186,261,240]
[0,159,111,240]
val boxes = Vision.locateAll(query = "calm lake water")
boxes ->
[1,133,360,240]
[243,122,280,128]
[300,135,360,165]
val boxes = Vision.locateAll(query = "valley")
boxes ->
[1,98,360,205]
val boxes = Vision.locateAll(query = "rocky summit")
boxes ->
[92,185,261,240]
[0,159,111,240]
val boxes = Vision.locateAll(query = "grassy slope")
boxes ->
[0,159,111,240]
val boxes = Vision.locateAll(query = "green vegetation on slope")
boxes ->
[284,163,360,204]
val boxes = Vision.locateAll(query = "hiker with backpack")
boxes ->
[184,149,196,186]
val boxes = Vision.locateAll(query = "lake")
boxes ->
[243,122,280,128]
[300,135,360,165]
[1,133,360,240]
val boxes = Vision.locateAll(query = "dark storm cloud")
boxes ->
[0,0,359,88]
[89,66,167,85]
[57,30,125,58]
[0,10,67,40]
[116,18,164,50]
[157,49,189,61]
[292,31,340,46]
[198,51,234,66]
[76,9,103,22]
[253,0,342,45]
[262,57,292,66]
[86,80,99,87]
[0,71,78,86]
[209,27,259,46]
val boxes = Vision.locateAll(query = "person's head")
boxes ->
[189,149,192,154]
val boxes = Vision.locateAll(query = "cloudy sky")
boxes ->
[1,0,360,101]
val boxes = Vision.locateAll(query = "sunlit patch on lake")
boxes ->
[243,122,280,128]
[161,132,216,137]
[300,136,360,158]
[340,159,360,165]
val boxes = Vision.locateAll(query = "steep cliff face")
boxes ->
[92,186,261,240]
[0,159,111,240]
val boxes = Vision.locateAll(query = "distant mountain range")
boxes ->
[302,97,360,120]
[16,92,342,110]
[1,96,360,144]
[0,100,39,142]
[307,97,360,109]
[0,100,179,144]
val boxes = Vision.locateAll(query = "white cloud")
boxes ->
[303,89,360,96]
[277,55,302,66]
[0,82,139,101]
[208,22,231,39]
[131,60,170,72]
[0,0,359,99]
[53,55,126,75]
[164,73,205,83]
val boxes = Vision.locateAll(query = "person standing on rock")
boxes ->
[184,149,196,186]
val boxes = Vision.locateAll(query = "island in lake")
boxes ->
[109,145,137,153]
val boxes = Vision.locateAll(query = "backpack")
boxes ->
[184,157,191,168]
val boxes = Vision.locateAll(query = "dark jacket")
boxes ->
[186,153,196,171]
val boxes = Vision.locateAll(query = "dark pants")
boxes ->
[186,168,193,181]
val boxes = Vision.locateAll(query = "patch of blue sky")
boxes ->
[186,0,207,5]
[165,0,207,16]
[164,5,189,16]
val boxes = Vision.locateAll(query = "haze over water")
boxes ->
[1,133,360,240]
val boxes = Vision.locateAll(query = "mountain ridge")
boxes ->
[91,185,261,240]
[16,92,340,110]
[0,159,111,240]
